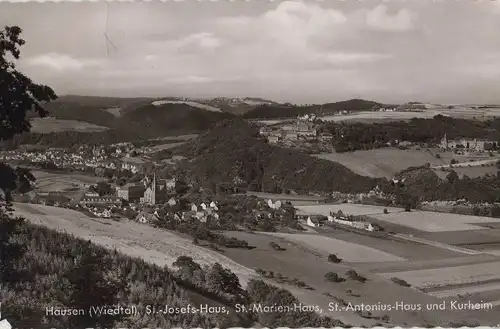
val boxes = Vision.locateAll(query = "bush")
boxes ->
[325,272,345,283]
[346,270,367,283]
[383,208,388,214]
[269,241,284,251]
[391,277,411,287]
[327,253,342,263]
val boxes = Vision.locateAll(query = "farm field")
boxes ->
[32,170,100,196]
[244,191,327,202]
[221,231,495,326]
[149,141,186,152]
[313,148,446,178]
[151,100,222,112]
[30,118,109,133]
[321,108,500,122]
[262,232,406,262]
[12,203,255,284]
[103,107,122,117]
[296,203,403,216]
[433,165,499,179]
[420,229,500,246]
[378,261,500,289]
[371,211,500,232]
[316,230,465,261]
[426,281,500,298]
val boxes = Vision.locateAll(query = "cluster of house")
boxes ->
[259,118,333,144]
[299,211,377,232]
[440,133,495,153]
[135,200,220,224]
[0,143,154,175]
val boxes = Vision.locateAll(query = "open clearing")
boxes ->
[371,211,500,232]
[12,203,255,285]
[222,231,495,326]
[434,166,499,179]
[379,261,500,289]
[297,203,500,232]
[314,148,445,178]
[32,170,100,193]
[152,100,222,112]
[316,229,465,262]
[103,107,122,117]
[262,232,405,262]
[296,203,403,216]
[245,192,327,202]
[427,281,500,298]
[30,118,109,133]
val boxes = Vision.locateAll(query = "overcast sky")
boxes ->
[1,0,500,104]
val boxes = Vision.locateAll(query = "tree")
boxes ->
[175,178,190,195]
[0,26,57,200]
[65,244,127,328]
[0,211,27,284]
[206,262,242,297]
[324,272,344,283]
[327,253,342,263]
[92,181,113,196]
[446,170,459,184]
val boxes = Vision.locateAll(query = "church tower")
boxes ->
[152,173,156,205]
[441,133,448,150]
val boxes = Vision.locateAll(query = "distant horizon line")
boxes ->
[55,94,500,107]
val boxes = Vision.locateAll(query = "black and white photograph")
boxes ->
[1,0,500,328]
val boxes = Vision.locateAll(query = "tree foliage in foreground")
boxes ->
[0,25,58,200]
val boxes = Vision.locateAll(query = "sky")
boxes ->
[1,0,500,104]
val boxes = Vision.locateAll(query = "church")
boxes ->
[140,174,175,205]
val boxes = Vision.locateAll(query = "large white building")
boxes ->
[440,133,493,152]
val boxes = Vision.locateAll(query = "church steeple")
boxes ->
[152,173,156,205]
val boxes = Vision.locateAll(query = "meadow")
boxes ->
[30,118,109,133]
[313,148,445,178]
[371,211,500,232]
[12,203,255,284]
[379,261,500,289]
[296,204,403,216]
[262,232,406,262]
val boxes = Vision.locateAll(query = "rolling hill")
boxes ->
[242,99,384,119]
[116,103,234,136]
[170,118,385,194]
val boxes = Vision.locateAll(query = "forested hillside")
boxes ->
[169,119,385,194]
[242,99,383,119]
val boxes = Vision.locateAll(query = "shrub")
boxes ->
[324,272,344,283]
[346,270,367,283]
[391,277,411,287]
[327,253,342,263]
[269,241,284,251]
[383,208,388,214]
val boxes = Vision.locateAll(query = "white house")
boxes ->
[0,319,11,329]
[135,211,158,224]
[267,199,282,210]
[200,203,207,210]
[191,204,198,212]
[209,201,219,210]
[306,215,324,228]
[267,199,274,208]
[167,198,177,206]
